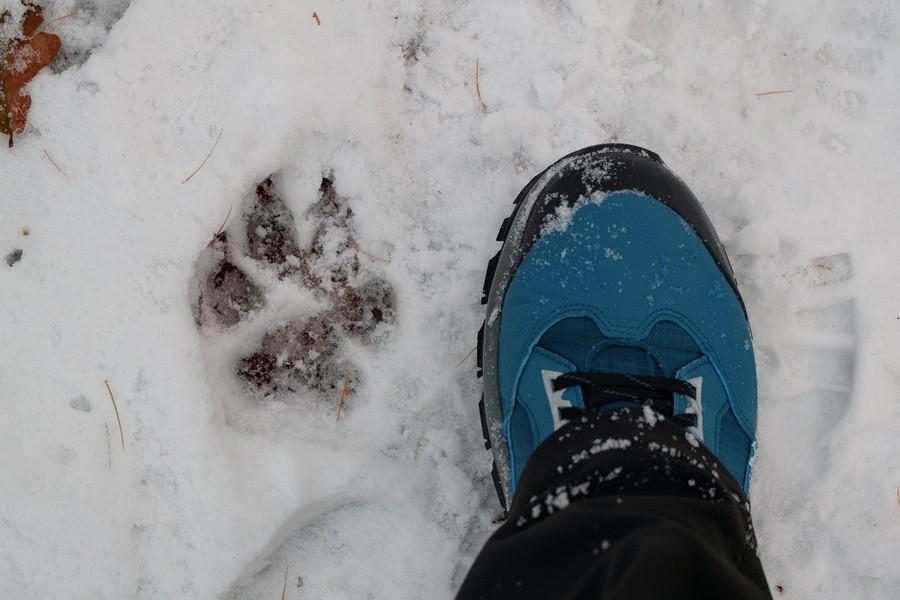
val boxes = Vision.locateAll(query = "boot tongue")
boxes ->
[537,316,664,377]
[588,344,663,376]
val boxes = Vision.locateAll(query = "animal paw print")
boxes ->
[193,174,395,402]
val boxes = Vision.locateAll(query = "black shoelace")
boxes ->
[553,371,698,427]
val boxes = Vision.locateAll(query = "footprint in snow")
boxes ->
[192,174,395,409]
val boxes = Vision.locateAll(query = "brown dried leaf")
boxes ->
[21,3,43,36]
[1,3,62,147]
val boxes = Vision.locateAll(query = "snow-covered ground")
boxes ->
[2,0,899,598]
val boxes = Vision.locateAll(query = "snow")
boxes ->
[2,0,900,598]
[590,437,631,453]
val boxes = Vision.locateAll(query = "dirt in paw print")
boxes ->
[193,174,395,402]
[194,232,265,328]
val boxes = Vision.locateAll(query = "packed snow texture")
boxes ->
[2,0,900,598]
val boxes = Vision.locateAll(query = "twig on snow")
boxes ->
[337,377,350,421]
[207,205,233,247]
[350,241,386,262]
[182,129,223,184]
[43,149,65,175]
[280,565,288,600]
[475,58,487,112]
[455,346,477,368]
[104,380,125,451]
[754,89,794,97]
[46,11,77,26]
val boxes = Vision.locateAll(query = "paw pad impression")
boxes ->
[193,174,395,400]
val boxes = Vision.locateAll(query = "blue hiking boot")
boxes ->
[478,144,757,511]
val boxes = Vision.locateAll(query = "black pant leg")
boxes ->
[457,408,772,600]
